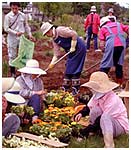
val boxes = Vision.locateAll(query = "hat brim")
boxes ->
[118,91,129,98]
[18,67,47,75]
[2,78,15,93]
[42,25,53,35]
[4,93,26,104]
[81,81,119,93]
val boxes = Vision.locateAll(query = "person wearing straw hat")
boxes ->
[74,71,128,148]
[99,17,129,85]
[107,8,117,22]
[2,77,21,137]
[40,22,86,95]
[16,59,47,122]
[84,6,101,52]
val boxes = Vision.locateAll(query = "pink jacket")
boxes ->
[88,91,129,133]
[84,12,100,34]
[99,22,129,46]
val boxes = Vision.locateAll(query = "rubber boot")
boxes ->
[10,66,16,77]
[72,79,80,95]
[104,133,115,148]
[61,78,71,92]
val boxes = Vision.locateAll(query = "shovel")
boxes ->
[37,51,71,77]
[45,51,71,72]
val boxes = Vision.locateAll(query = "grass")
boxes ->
[2,59,9,77]
[68,134,129,148]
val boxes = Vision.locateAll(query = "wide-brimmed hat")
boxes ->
[81,71,119,93]
[2,77,15,93]
[40,22,53,35]
[118,80,129,98]
[108,8,114,13]
[118,90,129,98]
[100,16,110,27]
[90,6,96,12]
[18,59,47,75]
[2,78,26,104]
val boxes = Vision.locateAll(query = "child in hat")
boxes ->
[2,77,21,137]
[74,71,128,148]
[16,59,47,122]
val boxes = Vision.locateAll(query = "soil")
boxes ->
[2,38,129,91]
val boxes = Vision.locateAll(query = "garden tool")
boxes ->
[37,51,71,78]
[82,61,101,75]
[45,51,71,72]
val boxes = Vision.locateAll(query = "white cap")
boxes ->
[100,17,110,27]
[90,6,96,12]
[40,22,53,35]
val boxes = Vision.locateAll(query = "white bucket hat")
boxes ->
[2,77,15,93]
[40,22,53,35]
[100,16,110,27]
[81,71,119,93]
[90,6,96,12]
[108,8,114,13]
[2,78,26,104]
[18,59,47,75]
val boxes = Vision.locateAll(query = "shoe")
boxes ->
[95,49,102,52]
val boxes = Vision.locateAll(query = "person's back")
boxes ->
[84,6,100,51]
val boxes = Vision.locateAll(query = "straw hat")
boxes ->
[100,16,110,27]
[118,80,129,98]
[118,90,129,98]
[2,77,15,93]
[40,22,53,35]
[2,78,26,104]
[90,6,96,12]
[18,59,47,75]
[108,8,114,13]
[81,71,119,93]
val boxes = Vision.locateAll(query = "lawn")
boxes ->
[68,134,129,148]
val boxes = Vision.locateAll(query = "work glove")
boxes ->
[48,63,55,69]
[70,40,77,53]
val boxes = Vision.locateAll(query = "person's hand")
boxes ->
[48,64,55,69]
[70,40,77,53]
[29,35,36,42]
[73,113,82,122]
[34,90,47,95]
[16,32,23,36]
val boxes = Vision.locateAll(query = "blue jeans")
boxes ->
[28,94,41,116]
[2,114,20,137]
[86,26,98,50]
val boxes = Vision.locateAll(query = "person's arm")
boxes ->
[99,28,106,51]
[58,26,77,53]
[24,15,32,37]
[4,14,17,35]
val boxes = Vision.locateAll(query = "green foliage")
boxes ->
[54,14,85,37]
[2,58,8,77]
[68,134,129,148]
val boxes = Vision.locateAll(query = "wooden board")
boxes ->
[12,132,68,148]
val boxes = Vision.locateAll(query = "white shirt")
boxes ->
[4,11,32,36]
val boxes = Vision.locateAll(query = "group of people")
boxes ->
[2,2,129,148]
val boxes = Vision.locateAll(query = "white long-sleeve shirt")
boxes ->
[4,10,32,36]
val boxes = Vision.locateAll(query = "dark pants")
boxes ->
[27,94,41,116]
[2,114,20,137]
[86,26,98,50]
[100,46,123,78]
